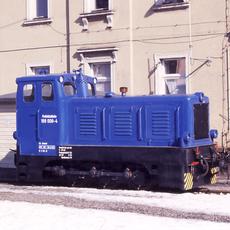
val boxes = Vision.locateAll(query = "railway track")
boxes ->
[197,186,230,194]
[198,174,230,194]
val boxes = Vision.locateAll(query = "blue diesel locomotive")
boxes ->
[14,70,219,190]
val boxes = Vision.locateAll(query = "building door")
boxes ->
[0,109,16,168]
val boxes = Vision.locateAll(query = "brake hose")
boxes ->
[196,157,209,180]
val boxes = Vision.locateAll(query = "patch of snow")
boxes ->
[1,186,230,216]
[0,201,229,230]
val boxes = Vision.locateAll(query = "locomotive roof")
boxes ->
[16,74,74,83]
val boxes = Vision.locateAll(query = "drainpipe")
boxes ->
[66,0,71,73]
[129,0,134,95]
[226,47,230,131]
[226,0,230,131]
[188,0,193,93]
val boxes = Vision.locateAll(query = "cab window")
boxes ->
[23,84,34,102]
[42,82,54,101]
[64,82,75,96]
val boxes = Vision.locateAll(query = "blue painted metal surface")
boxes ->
[15,72,213,157]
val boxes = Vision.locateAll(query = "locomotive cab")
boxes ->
[14,71,97,180]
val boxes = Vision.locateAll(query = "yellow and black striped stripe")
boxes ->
[184,173,193,190]
[210,167,219,184]
[210,167,219,175]
[210,174,217,184]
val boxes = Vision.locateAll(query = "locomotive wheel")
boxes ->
[126,170,147,189]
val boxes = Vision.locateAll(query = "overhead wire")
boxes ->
[0,18,24,29]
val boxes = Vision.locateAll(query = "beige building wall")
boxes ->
[0,0,67,95]
[0,0,229,147]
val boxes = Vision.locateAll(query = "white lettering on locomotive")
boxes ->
[41,114,58,124]
[38,142,56,153]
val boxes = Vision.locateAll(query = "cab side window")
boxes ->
[87,83,93,96]
[23,84,35,102]
[42,82,54,101]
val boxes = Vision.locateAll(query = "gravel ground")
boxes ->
[0,183,230,223]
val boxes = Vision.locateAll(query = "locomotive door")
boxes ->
[36,81,60,156]
[17,82,39,155]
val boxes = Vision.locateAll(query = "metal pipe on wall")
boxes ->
[225,0,230,132]
[129,0,134,95]
[226,46,230,131]
[66,0,71,73]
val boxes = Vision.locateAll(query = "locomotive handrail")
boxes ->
[176,107,180,141]
[36,110,42,141]
[73,69,97,97]
[102,108,107,140]
[138,107,143,141]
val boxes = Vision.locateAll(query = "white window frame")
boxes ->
[88,61,112,93]
[26,63,54,76]
[83,0,112,13]
[25,0,52,24]
[84,58,114,93]
[154,54,189,95]
[81,0,113,30]
[153,0,189,10]
[77,49,117,92]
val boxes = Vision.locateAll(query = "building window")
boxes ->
[156,57,186,95]
[154,0,189,10]
[96,0,109,10]
[25,0,52,25]
[84,0,110,13]
[155,0,185,5]
[77,47,117,93]
[36,0,48,18]
[89,63,111,92]
[28,0,48,19]
[30,66,50,75]
[26,64,51,76]
[81,0,113,30]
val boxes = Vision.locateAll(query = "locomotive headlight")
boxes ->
[93,78,97,84]
[59,76,64,83]
[13,131,17,140]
